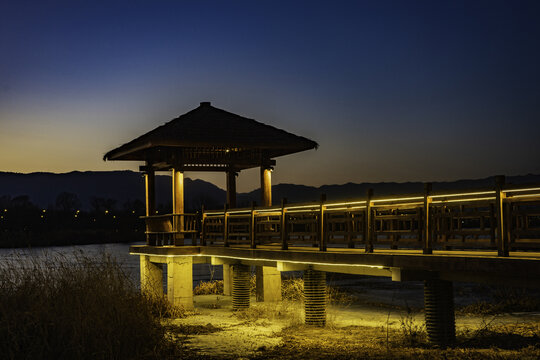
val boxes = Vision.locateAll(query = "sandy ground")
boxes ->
[171,294,540,359]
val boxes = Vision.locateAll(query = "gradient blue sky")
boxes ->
[1,1,539,191]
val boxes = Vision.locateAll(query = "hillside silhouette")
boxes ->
[1,171,540,210]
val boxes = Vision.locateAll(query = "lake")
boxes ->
[0,242,223,288]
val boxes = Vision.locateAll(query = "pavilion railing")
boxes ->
[143,213,200,246]
[201,180,540,256]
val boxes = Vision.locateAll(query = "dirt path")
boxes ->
[171,295,540,359]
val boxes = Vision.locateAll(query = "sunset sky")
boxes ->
[1,1,539,191]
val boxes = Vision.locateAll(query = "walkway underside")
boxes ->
[130,245,540,287]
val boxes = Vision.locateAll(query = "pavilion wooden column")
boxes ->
[226,170,237,208]
[144,168,156,244]
[260,166,272,206]
[223,169,236,295]
[257,165,274,301]
[172,169,185,245]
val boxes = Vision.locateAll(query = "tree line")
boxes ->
[0,192,149,248]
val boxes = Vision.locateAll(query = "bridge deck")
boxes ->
[130,245,540,287]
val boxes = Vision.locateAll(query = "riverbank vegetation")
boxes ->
[0,253,185,359]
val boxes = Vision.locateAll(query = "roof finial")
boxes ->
[200,101,211,106]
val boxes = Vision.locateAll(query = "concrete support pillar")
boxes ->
[145,169,156,244]
[139,255,163,299]
[424,279,455,347]
[172,169,185,245]
[226,170,237,208]
[255,266,282,302]
[167,256,193,310]
[304,269,326,326]
[232,264,251,310]
[260,166,272,206]
[222,264,233,296]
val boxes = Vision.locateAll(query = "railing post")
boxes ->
[489,203,496,247]
[365,189,373,253]
[347,210,354,248]
[223,204,229,247]
[250,201,256,249]
[319,194,326,251]
[423,183,433,254]
[200,205,206,246]
[281,198,288,250]
[495,176,509,256]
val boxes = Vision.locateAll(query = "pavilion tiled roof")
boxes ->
[104,102,318,168]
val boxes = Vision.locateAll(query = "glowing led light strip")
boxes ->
[373,201,424,207]
[286,209,320,214]
[204,212,225,216]
[510,193,540,199]
[325,201,367,207]
[371,196,424,203]
[325,206,366,211]
[130,252,387,270]
[431,196,496,204]
[254,212,282,216]
[285,204,321,210]
[503,187,540,193]
[430,190,495,198]
[256,208,282,213]
[227,210,252,214]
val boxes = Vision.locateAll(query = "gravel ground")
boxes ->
[169,294,540,359]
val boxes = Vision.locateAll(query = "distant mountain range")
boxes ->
[1,170,539,211]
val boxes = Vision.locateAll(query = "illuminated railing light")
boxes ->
[430,190,496,198]
[284,204,321,210]
[510,193,540,199]
[256,208,283,213]
[371,196,424,203]
[325,206,366,211]
[286,209,320,214]
[254,211,282,216]
[325,200,367,207]
[431,196,496,204]
[502,187,540,193]
[227,210,252,214]
[373,201,424,207]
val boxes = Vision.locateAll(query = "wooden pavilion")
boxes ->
[104,101,318,244]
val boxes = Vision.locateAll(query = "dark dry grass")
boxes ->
[248,323,540,360]
[459,286,540,315]
[0,252,185,359]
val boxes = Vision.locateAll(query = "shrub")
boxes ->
[0,252,182,359]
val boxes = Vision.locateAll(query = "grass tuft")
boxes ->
[0,252,183,359]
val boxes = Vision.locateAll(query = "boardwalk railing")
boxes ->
[143,213,199,246]
[200,180,540,256]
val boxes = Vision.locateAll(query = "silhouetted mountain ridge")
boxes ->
[1,171,539,210]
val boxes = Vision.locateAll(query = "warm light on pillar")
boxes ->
[260,166,272,206]
[144,169,156,217]
[172,169,185,245]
